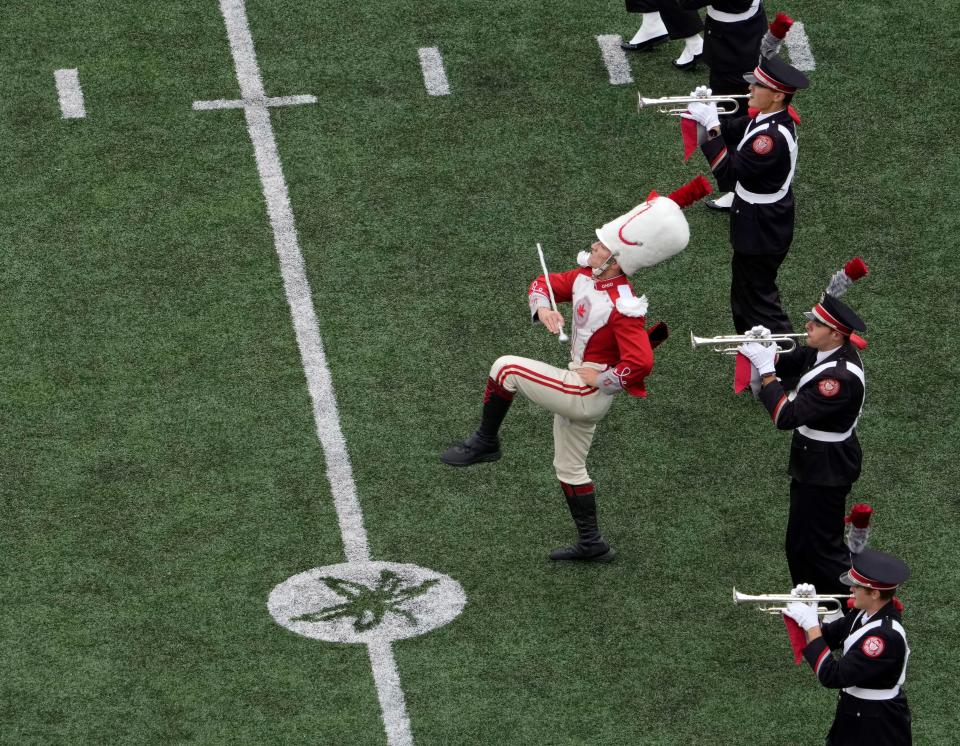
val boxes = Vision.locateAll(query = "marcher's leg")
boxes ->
[655,0,704,39]
[440,373,514,466]
[785,479,811,585]
[803,484,852,596]
[787,480,851,595]
[549,415,615,562]
[731,252,793,334]
[550,481,614,562]
[621,1,669,50]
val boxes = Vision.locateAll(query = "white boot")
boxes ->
[623,12,669,48]
[673,34,704,68]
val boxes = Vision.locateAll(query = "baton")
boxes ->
[536,243,569,343]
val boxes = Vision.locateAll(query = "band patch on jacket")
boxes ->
[861,635,885,658]
[574,297,592,328]
[818,378,841,397]
[751,134,774,155]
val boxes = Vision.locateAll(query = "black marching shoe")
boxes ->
[672,53,703,71]
[440,432,501,466]
[620,34,668,51]
[549,540,616,563]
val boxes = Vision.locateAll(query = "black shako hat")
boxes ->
[743,55,810,94]
[839,549,911,591]
[804,293,867,335]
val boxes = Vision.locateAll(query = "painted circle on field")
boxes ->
[268,561,466,643]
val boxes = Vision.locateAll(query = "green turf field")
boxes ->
[3,1,959,743]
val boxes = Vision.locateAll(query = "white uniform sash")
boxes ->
[706,0,761,23]
[794,360,865,442]
[734,122,798,204]
[841,617,910,700]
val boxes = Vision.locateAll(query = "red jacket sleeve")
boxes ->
[603,313,654,397]
[528,268,587,318]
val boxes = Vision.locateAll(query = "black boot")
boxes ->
[440,431,501,466]
[440,378,513,467]
[549,482,615,562]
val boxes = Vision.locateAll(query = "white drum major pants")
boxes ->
[490,355,614,485]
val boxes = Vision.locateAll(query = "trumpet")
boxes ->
[637,92,750,116]
[733,588,850,616]
[690,331,807,354]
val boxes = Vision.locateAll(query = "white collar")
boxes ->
[754,109,784,123]
[815,346,842,364]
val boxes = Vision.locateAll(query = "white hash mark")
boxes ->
[54,68,86,119]
[596,35,634,85]
[417,47,451,96]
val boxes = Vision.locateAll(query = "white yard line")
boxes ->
[197,2,413,744]
[785,21,816,71]
[193,94,318,110]
[54,68,86,118]
[596,35,633,86]
[417,47,451,96]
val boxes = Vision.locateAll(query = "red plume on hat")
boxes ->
[844,503,873,554]
[667,175,712,208]
[826,256,869,298]
[769,12,794,39]
[819,257,869,349]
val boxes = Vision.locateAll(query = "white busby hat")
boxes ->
[595,176,711,275]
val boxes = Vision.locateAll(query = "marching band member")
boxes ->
[684,55,809,333]
[784,550,912,745]
[682,7,794,212]
[738,262,869,596]
[440,177,711,562]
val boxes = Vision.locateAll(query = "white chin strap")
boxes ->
[592,253,617,279]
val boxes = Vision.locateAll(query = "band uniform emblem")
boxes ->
[574,297,592,328]
[861,635,886,658]
[752,134,774,155]
[818,378,841,397]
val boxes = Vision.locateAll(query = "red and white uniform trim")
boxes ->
[495,362,596,397]
[529,268,654,396]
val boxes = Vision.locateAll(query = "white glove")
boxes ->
[738,341,777,376]
[783,600,819,631]
[760,30,783,59]
[790,583,817,598]
[690,85,712,99]
[745,325,772,340]
[686,100,720,131]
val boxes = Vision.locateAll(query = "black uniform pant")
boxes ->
[786,479,851,596]
[730,251,793,334]
[827,692,912,745]
[625,0,703,38]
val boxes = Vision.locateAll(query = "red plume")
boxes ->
[769,12,794,39]
[893,597,905,613]
[844,503,873,529]
[844,257,869,280]
[849,333,868,350]
[667,175,712,208]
